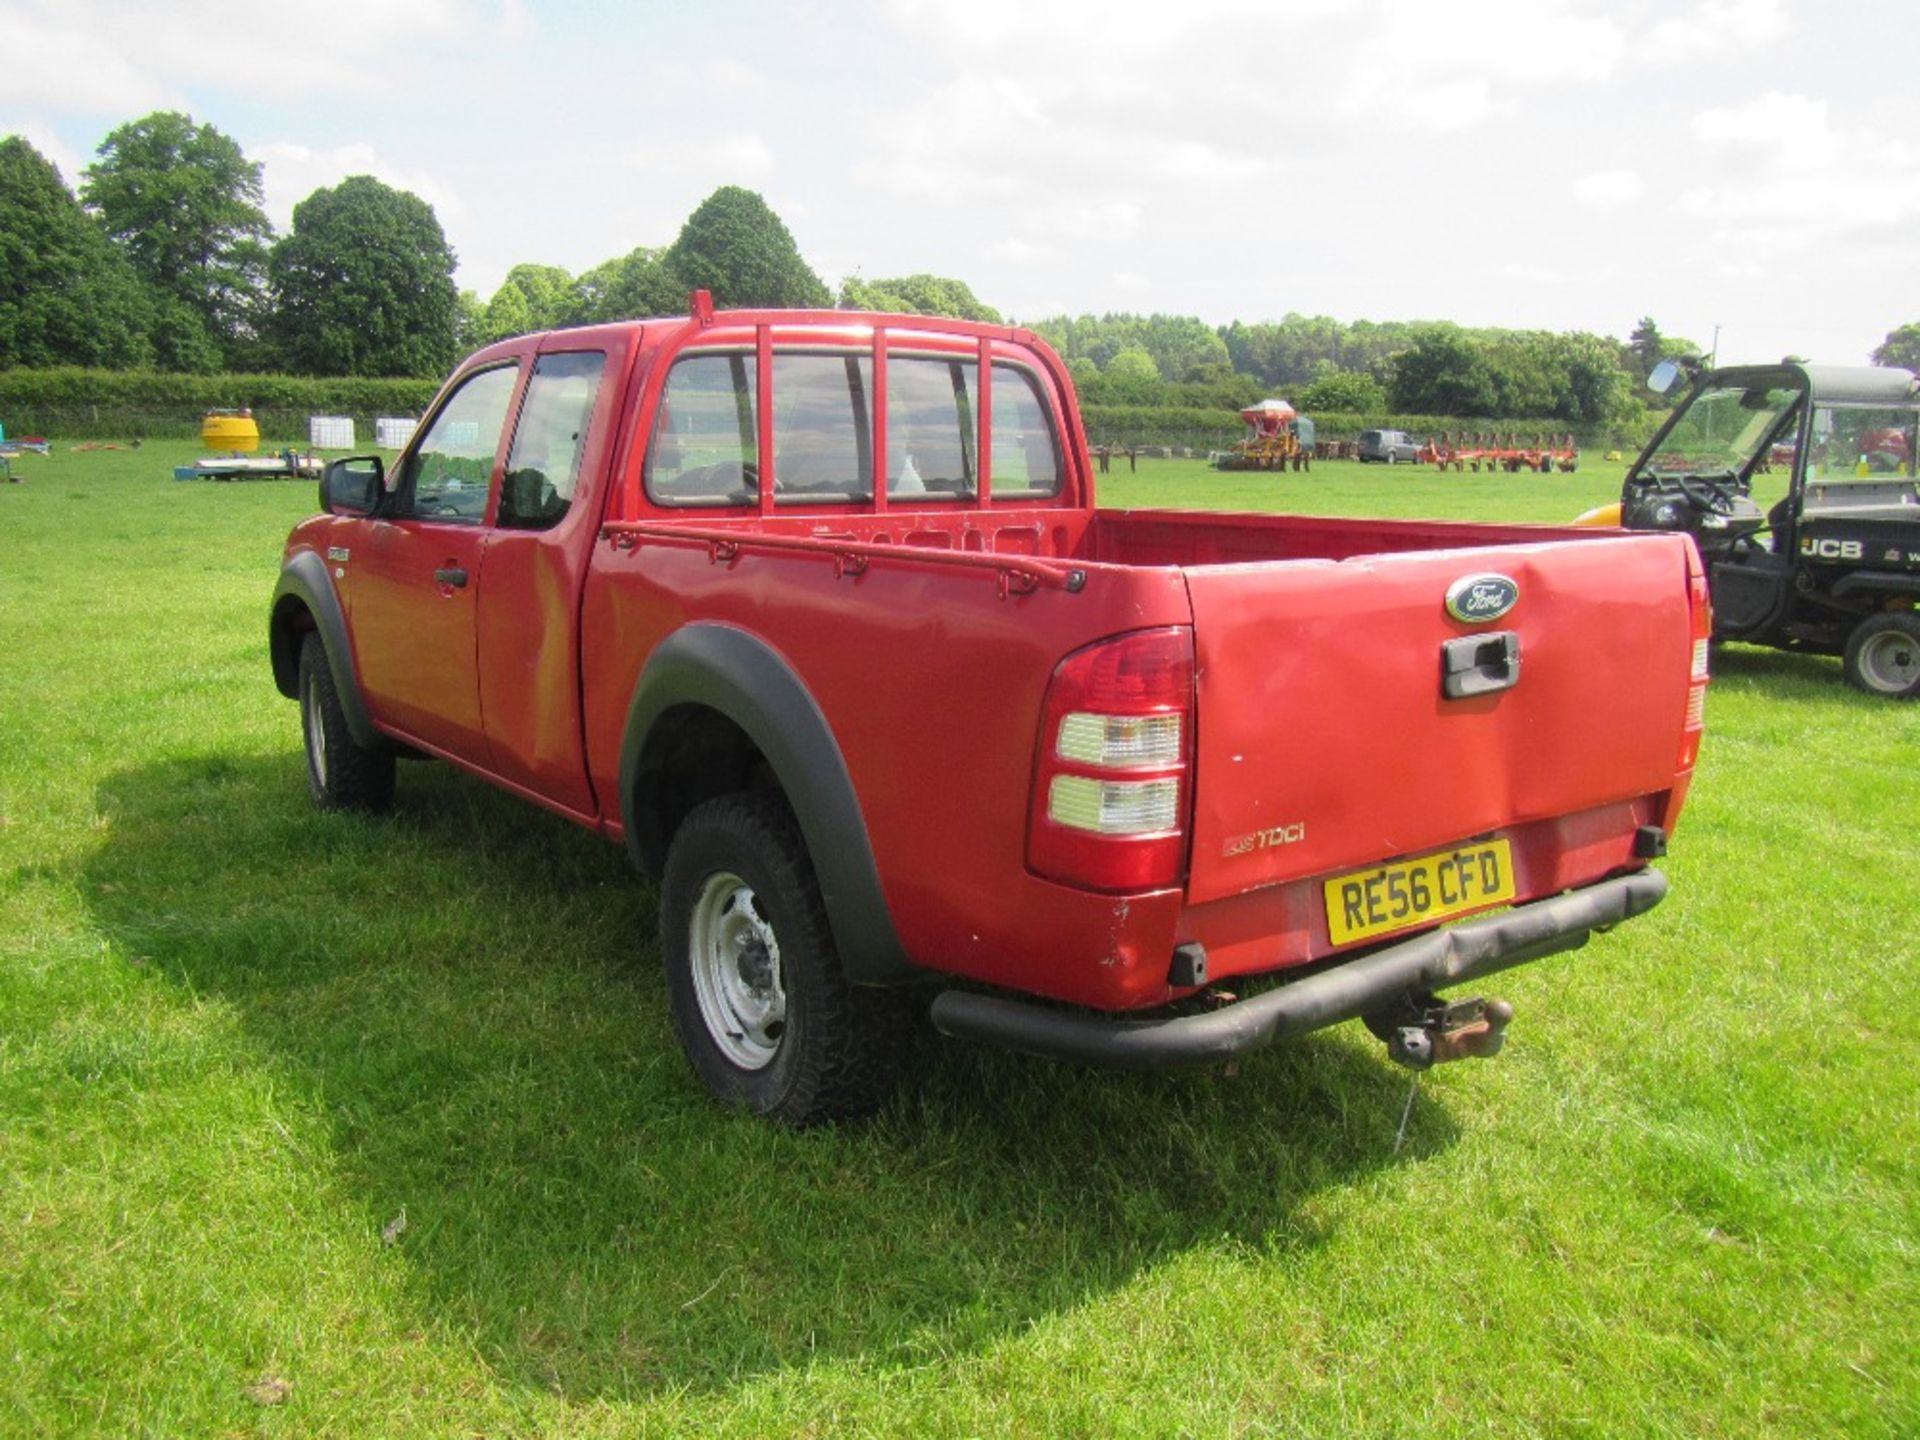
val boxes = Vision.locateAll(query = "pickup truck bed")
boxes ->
[584,505,1699,1012]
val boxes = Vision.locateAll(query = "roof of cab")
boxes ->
[1798,365,1920,406]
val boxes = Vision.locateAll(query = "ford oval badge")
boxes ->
[1445,572,1519,624]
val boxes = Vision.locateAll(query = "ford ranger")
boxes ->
[270,295,1706,1124]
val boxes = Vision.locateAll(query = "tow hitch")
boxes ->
[1370,994,1514,1070]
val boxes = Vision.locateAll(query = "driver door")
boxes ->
[348,361,525,761]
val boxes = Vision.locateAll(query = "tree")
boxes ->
[478,281,534,345]
[1871,323,1920,372]
[837,273,1001,322]
[569,246,684,323]
[453,289,486,351]
[476,263,574,344]
[500,263,575,329]
[0,136,153,368]
[1299,369,1386,414]
[1084,347,1164,405]
[1387,326,1497,416]
[268,176,459,377]
[82,112,271,370]
[662,186,829,309]
[1626,315,1663,380]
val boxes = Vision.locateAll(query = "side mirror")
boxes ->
[321,455,384,516]
[1647,358,1681,395]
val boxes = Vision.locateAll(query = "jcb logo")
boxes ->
[1800,537,1863,561]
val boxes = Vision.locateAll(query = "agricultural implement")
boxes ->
[1421,433,1578,473]
[1214,399,1315,472]
[174,449,324,481]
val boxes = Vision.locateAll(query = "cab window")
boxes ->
[396,364,519,523]
[646,353,758,507]
[774,353,872,505]
[988,365,1063,499]
[886,356,975,498]
[1807,404,1919,481]
[500,352,606,529]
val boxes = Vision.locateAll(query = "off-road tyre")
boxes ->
[1843,612,1920,699]
[660,792,907,1125]
[298,633,396,811]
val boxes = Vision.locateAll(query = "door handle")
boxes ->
[1441,631,1520,698]
[434,566,469,588]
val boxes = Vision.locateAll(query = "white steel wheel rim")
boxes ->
[688,870,787,1070]
[1859,630,1920,692]
[304,684,329,788]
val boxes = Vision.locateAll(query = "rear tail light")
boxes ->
[1029,627,1194,891]
[1679,543,1712,770]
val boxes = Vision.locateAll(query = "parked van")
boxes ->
[1359,429,1420,464]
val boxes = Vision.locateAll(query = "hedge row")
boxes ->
[0,366,1661,451]
[0,367,442,440]
[1081,404,1660,451]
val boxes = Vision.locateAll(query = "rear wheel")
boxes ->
[298,634,395,811]
[1844,612,1920,698]
[660,793,905,1125]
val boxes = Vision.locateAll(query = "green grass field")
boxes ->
[1,442,1914,1438]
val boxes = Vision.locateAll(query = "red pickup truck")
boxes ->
[270,295,1706,1124]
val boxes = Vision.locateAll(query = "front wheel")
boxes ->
[1843,612,1920,698]
[298,634,395,811]
[660,793,905,1124]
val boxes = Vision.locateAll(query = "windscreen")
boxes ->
[1633,381,1802,481]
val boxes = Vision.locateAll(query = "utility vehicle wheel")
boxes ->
[1843,612,1920,698]
[660,793,905,1125]
[298,634,395,811]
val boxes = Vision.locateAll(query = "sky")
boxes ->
[3,0,1915,367]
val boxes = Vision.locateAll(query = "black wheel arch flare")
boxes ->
[619,623,918,986]
[269,549,381,750]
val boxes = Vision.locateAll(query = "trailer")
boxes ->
[1421,432,1578,473]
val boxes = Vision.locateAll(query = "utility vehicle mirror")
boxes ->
[1647,359,1681,395]
[321,455,383,516]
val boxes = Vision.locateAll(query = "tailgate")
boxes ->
[1184,535,1693,906]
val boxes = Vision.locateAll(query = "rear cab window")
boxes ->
[642,330,1065,513]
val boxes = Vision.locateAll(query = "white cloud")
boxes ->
[1571,168,1645,209]
[1339,0,1625,130]
[859,0,1626,258]
[0,9,177,112]
[1675,92,1920,271]
[703,59,764,91]
[1645,0,1789,61]
[989,237,1051,264]
[1691,90,1840,169]
[0,0,480,112]
[630,132,774,179]
[1112,270,1151,293]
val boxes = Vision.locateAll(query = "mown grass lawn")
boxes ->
[1,442,1914,1438]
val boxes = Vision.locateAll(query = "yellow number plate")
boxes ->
[1323,839,1516,946]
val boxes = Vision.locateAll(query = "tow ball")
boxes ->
[1367,994,1515,1071]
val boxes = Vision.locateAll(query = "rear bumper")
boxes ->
[928,868,1667,1069]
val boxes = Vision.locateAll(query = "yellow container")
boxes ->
[201,410,260,453]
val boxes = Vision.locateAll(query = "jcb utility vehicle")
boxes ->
[1591,358,1920,698]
